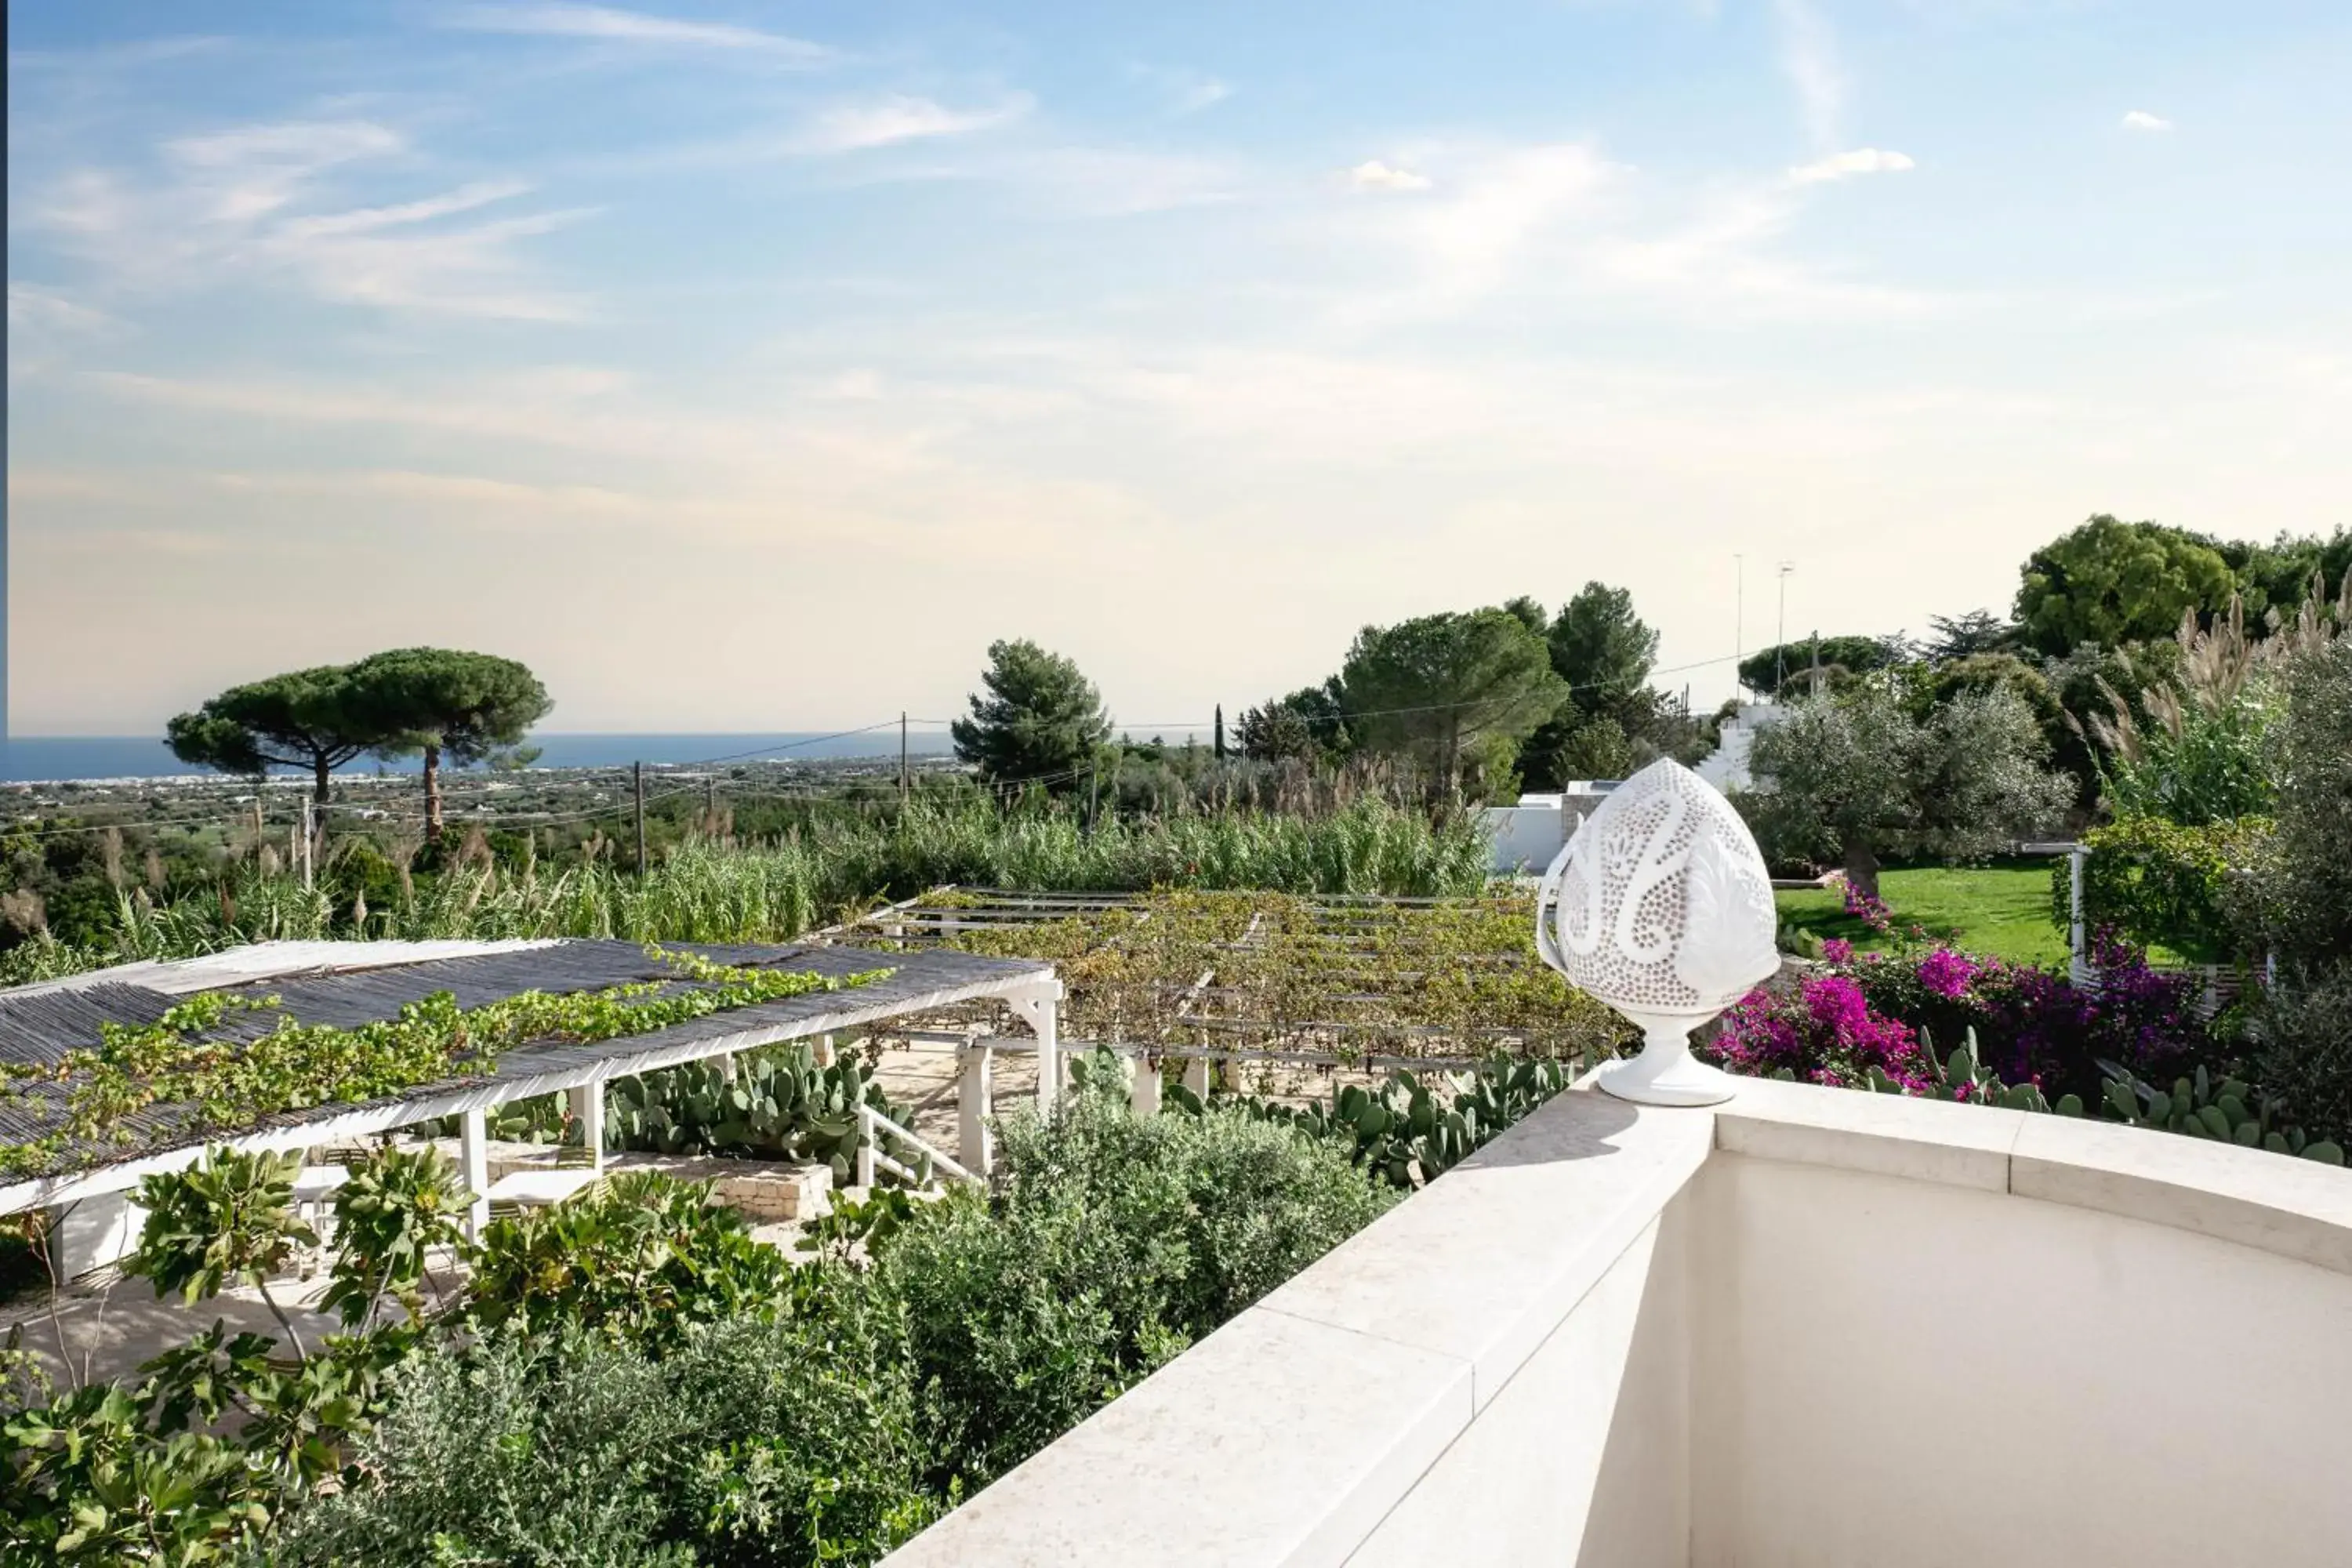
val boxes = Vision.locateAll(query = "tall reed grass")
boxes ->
[0,800,1491,985]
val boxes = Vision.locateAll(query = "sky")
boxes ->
[8,1,2350,736]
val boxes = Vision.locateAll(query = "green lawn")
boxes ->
[1773,860,2068,966]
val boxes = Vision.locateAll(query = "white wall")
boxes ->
[1347,1198,1696,1568]
[881,1083,2352,1568]
[1691,1153,2352,1568]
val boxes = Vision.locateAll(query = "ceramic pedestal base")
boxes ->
[1591,1013,1736,1107]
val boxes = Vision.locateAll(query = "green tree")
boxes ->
[1338,608,1565,797]
[165,665,387,803]
[2013,514,2237,656]
[1926,610,2019,662]
[345,648,552,836]
[950,641,1113,793]
[1743,685,2074,898]
[1547,583,1659,716]
[1235,681,1352,764]
[1737,634,1901,698]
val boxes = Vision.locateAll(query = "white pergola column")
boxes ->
[1130,1052,1161,1119]
[460,1108,490,1240]
[1183,1055,1210,1102]
[567,1081,607,1172]
[1008,979,1065,1119]
[814,1033,837,1068]
[959,1040,994,1177]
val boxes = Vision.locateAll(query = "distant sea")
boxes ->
[2,734,949,786]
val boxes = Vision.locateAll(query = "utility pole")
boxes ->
[899,712,909,811]
[706,775,717,829]
[633,760,648,877]
[1214,705,1225,762]
[1810,630,1824,698]
[1734,554,1745,695]
[1774,561,1796,696]
[251,796,265,866]
[299,797,314,889]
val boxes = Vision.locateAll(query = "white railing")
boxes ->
[856,1102,979,1191]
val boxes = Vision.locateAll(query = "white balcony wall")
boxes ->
[883,1078,2352,1568]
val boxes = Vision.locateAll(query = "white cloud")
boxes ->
[1772,0,1846,151]
[1349,159,1432,193]
[2121,110,2173,132]
[789,93,1032,154]
[1132,65,1232,116]
[278,180,534,239]
[438,4,832,60]
[28,121,587,321]
[8,282,120,335]
[1788,147,1916,185]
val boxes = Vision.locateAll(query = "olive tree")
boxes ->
[1742,684,2074,899]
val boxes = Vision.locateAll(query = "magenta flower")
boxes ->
[1916,948,1978,1000]
[1820,938,1855,966]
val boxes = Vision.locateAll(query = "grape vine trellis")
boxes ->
[0,950,892,1182]
[832,887,1634,1076]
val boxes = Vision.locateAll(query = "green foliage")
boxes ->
[274,1304,942,1568]
[1858,1026,2085,1116]
[464,1172,794,1353]
[341,647,552,831]
[2241,619,2352,1144]
[604,1045,924,1185]
[881,1075,1393,1487]
[1743,684,2074,892]
[2096,1062,2343,1163]
[2060,815,2270,964]
[1737,633,1904,698]
[2,1383,273,1565]
[127,1147,319,1363]
[319,1145,470,1330]
[164,664,391,801]
[1202,1053,1573,1190]
[949,640,1113,791]
[1234,681,1352,763]
[1547,582,1658,716]
[0,950,884,1181]
[1338,606,1566,795]
[2014,515,2244,657]
[344,648,551,770]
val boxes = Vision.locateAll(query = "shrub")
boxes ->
[2060,815,2271,964]
[275,1298,941,1568]
[465,1172,793,1353]
[880,1074,1392,1488]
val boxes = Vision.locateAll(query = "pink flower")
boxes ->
[1820,938,1855,966]
[1916,948,1979,1000]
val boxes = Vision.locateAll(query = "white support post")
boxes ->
[855,1105,877,1191]
[1183,1056,1210,1101]
[717,1051,738,1083]
[814,1033,836,1068]
[568,1081,606,1173]
[460,1108,490,1241]
[1007,979,1065,1119]
[2068,844,2089,986]
[1130,1052,1161,1119]
[959,1040,994,1177]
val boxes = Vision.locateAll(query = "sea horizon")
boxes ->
[0,732,957,786]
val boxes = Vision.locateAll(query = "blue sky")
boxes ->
[9,2,2350,734]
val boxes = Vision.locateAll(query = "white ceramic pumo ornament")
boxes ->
[1534,757,1780,1105]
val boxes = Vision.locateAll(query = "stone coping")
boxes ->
[880,1073,2352,1568]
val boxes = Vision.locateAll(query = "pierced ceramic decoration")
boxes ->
[1534,757,1779,1105]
